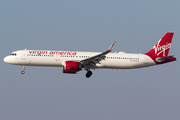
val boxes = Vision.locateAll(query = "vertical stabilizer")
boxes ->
[145,32,176,64]
[146,32,174,58]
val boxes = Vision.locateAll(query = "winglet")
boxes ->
[108,41,116,51]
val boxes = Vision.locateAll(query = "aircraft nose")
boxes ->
[4,56,11,63]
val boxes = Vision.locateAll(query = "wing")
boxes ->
[80,41,116,69]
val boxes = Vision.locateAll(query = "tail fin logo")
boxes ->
[145,32,174,62]
[153,39,171,57]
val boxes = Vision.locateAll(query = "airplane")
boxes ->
[4,32,176,78]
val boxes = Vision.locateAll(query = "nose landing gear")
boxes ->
[21,65,25,74]
[86,70,92,78]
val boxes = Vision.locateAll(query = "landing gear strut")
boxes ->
[86,70,92,78]
[21,65,25,74]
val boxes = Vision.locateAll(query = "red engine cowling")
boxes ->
[62,61,82,74]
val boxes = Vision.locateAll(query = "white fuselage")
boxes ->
[4,50,156,69]
[3,33,176,78]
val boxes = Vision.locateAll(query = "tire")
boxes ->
[21,71,25,74]
[86,71,92,78]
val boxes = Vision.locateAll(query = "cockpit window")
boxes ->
[10,53,17,56]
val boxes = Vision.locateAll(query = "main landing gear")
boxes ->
[86,70,92,78]
[21,65,25,74]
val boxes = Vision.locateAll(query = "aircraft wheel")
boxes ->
[21,71,25,74]
[86,71,92,78]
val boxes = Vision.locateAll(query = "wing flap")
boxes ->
[80,41,116,69]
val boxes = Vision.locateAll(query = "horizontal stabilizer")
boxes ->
[156,55,174,62]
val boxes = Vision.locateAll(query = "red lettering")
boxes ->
[67,52,72,55]
[49,51,54,55]
[63,52,66,55]
[55,51,59,55]
[29,51,48,55]
[29,51,33,54]
[72,52,76,55]
[32,51,36,54]
[41,51,45,54]
[37,51,41,55]
[59,52,63,55]
[37,51,77,56]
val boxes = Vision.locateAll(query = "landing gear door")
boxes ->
[21,51,26,60]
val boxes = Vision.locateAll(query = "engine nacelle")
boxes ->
[62,61,82,74]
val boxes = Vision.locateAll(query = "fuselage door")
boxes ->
[21,51,26,60]
[144,57,148,64]
[55,55,60,61]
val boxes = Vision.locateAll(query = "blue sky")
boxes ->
[1,0,180,120]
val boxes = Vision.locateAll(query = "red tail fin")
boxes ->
[146,32,174,58]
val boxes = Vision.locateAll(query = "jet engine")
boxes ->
[62,61,82,74]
